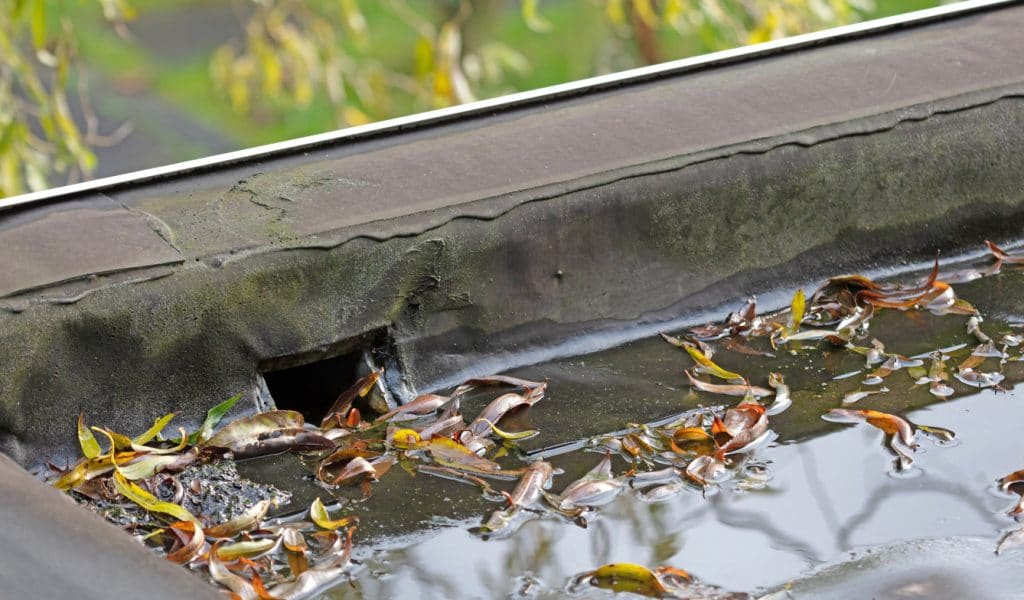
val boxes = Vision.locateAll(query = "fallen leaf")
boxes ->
[310,497,355,530]
[134,413,176,445]
[77,413,101,459]
[215,538,279,561]
[321,370,381,429]
[788,288,806,334]
[203,410,335,459]
[576,563,668,597]
[190,394,241,445]
[206,500,271,538]
[684,370,772,398]
[680,341,744,382]
[843,387,889,405]
[166,520,205,564]
[112,471,200,525]
[268,529,354,599]
[551,453,624,509]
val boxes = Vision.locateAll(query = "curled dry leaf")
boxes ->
[209,541,263,600]
[842,387,889,405]
[426,437,521,480]
[203,410,335,459]
[321,370,381,429]
[465,391,544,439]
[206,499,271,538]
[166,520,205,564]
[268,529,355,600]
[551,453,624,510]
[765,373,791,415]
[505,460,554,508]
[998,470,1024,517]
[669,427,714,458]
[986,240,1024,265]
[373,393,448,423]
[823,409,919,469]
[684,370,772,398]
[685,455,727,487]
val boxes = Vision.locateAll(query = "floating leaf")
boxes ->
[551,453,623,509]
[680,342,744,382]
[310,497,356,530]
[684,370,772,398]
[577,563,668,597]
[427,437,521,479]
[465,391,544,438]
[374,393,449,423]
[505,460,554,507]
[203,410,334,459]
[788,288,806,334]
[478,418,539,441]
[843,387,889,405]
[267,529,354,599]
[209,541,262,598]
[206,499,271,538]
[986,240,1024,264]
[765,373,791,415]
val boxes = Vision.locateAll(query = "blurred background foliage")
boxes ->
[1,0,945,198]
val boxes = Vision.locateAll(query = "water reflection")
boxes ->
[323,384,1024,599]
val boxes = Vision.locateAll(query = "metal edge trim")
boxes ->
[1,0,1018,211]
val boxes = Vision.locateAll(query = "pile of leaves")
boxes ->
[46,240,1024,599]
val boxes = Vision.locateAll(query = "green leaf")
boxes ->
[190,393,241,444]
[29,0,45,50]
[77,413,101,459]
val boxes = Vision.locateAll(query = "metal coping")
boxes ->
[1,0,1018,212]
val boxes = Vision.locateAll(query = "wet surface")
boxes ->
[226,266,1024,598]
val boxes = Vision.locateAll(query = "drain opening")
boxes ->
[258,332,397,425]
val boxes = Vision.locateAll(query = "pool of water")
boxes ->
[228,265,1024,599]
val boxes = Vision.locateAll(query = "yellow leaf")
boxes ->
[310,497,355,530]
[521,0,552,32]
[606,0,626,25]
[342,106,372,126]
[632,0,659,28]
[682,342,744,382]
[789,288,805,334]
[77,413,101,459]
[392,428,422,450]
[134,413,175,445]
[478,418,539,441]
[113,471,200,524]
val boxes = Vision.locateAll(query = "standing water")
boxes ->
[52,246,1024,599]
